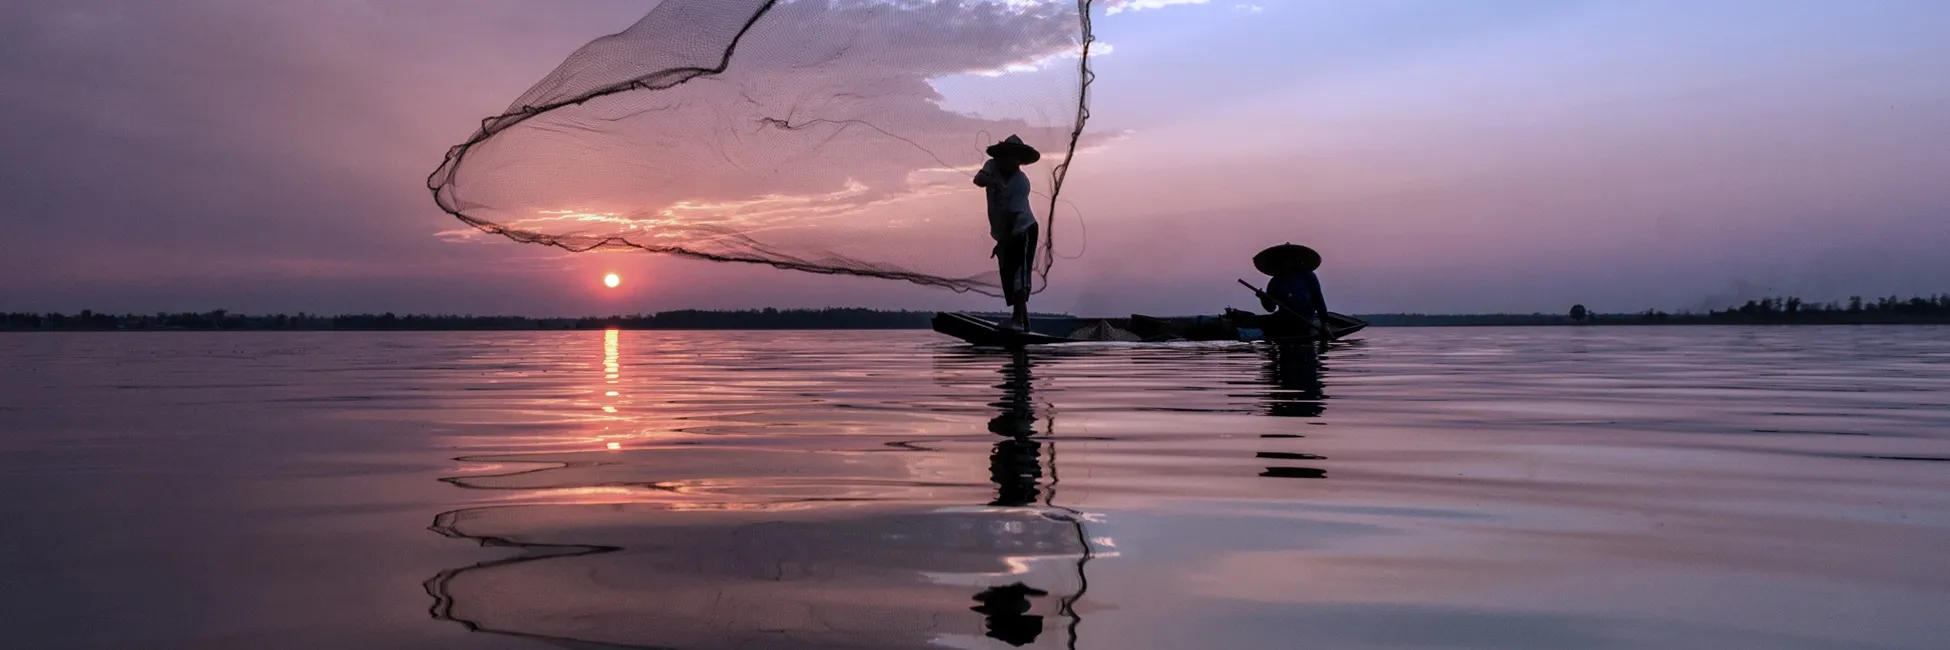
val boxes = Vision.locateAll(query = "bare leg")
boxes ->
[1012,304,1029,330]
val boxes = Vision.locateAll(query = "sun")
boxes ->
[603,273,621,288]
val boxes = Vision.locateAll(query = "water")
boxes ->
[3,327,1948,649]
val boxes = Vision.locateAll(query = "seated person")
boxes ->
[1261,268,1328,325]
[1243,243,1330,341]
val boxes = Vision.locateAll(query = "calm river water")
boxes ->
[2,327,1948,649]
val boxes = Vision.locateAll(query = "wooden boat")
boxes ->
[931,310,1367,347]
[930,312,1078,347]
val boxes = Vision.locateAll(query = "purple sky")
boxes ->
[3,0,1946,316]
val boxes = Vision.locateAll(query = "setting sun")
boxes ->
[603,273,620,288]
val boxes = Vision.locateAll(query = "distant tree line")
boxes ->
[1320,294,1950,327]
[7,295,1948,331]
[584,308,940,330]
[0,308,950,331]
[1356,313,1575,327]
[1607,294,1950,325]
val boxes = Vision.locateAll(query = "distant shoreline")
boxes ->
[7,299,1950,331]
[7,322,1943,332]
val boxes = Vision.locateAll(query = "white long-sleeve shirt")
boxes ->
[974,160,1036,241]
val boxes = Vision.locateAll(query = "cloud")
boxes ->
[1104,0,1212,15]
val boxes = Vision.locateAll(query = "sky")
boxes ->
[1,0,1946,316]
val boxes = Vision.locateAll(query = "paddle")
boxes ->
[1237,279,1328,342]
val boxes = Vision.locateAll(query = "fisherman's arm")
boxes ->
[1307,272,1329,319]
[1307,273,1332,341]
[1259,278,1282,313]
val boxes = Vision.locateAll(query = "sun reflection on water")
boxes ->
[600,329,623,451]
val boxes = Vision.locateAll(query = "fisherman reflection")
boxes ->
[1261,345,1326,418]
[1258,345,1331,479]
[976,349,1050,645]
[988,349,1043,507]
[972,582,1050,646]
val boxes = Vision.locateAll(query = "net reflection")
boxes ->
[422,506,1088,649]
[420,341,1093,649]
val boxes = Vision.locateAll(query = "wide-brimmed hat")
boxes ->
[985,134,1041,165]
[1253,243,1321,276]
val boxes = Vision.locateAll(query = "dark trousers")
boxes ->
[998,223,1038,307]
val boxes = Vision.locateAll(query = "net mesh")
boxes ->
[429,0,1097,297]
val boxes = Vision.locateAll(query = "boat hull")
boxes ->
[931,311,1367,347]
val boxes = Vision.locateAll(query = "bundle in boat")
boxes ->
[1064,321,1141,342]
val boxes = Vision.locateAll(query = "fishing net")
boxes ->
[430,0,1097,297]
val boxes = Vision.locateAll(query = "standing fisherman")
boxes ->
[974,135,1041,330]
